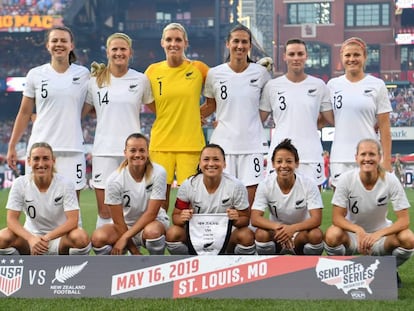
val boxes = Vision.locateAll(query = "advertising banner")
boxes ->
[0,255,397,300]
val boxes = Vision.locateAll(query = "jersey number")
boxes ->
[123,194,131,208]
[333,95,343,110]
[278,95,286,110]
[97,91,109,106]
[27,205,36,219]
[41,83,48,98]
[349,201,359,214]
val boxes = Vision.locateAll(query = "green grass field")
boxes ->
[0,188,414,310]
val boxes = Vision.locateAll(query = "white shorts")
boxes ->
[26,151,86,190]
[225,153,265,186]
[91,156,124,189]
[330,163,358,187]
[131,209,170,246]
[346,232,387,256]
[29,237,61,255]
[297,162,325,186]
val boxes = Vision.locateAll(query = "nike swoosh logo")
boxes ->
[54,196,63,203]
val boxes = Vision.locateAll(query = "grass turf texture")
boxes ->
[0,188,414,309]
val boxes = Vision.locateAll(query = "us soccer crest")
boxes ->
[0,258,24,296]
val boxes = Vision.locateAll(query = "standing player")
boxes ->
[83,33,154,228]
[259,38,334,186]
[0,143,91,255]
[7,26,89,196]
[324,139,414,287]
[201,24,270,208]
[145,23,208,212]
[166,144,256,255]
[91,133,168,255]
[327,37,392,187]
[251,139,324,255]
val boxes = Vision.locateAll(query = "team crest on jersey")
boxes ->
[0,259,24,296]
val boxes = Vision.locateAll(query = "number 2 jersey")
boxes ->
[24,63,89,153]
[332,169,410,233]
[104,163,167,227]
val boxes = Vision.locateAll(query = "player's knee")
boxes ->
[165,225,185,242]
[254,228,272,242]
[324,225,344,246]
[308,228,323,244]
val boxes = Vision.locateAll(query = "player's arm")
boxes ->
[318,110,335,128]
[332,204,366,236]
[288,208,322,233]
[259,110,271,123]
[121,199,162,242]
[172,198,193,226]
[7,96,34,170]
[230,208,250,228]
[109,203,140,254]
[377,112,392,172]
[200,97,216,119]
[251,209,281,231]
[42,209,79,242]
[146,101,156,114]
[81,102,95,118]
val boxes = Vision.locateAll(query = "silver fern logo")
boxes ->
[52,261,88,284]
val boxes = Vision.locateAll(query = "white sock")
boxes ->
[145,235,166,255]
[255,241,276,255]
[324,243,346,256]
[166,241,188,255]
[0,247,20,255]
[303,242,324,255]
[69,242,92,255]
[234,244,256,255]
[93,244,112,255]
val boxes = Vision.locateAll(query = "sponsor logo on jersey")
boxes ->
[377,195,388,206]
[129,84,138,91]
[185,71,194,78]
[94,173,102,183]
[334,90,342,94]
[54,196,63,203]
[72,77,81,84]
[156,76,164,80]
[250,78,258,83]
[219,80,226,84]
[0,258,24,297]
[295,199,305,209]
[277,91,285,95]
[24,199,34,203]
[364,89,373,95]
[41,79,48,83]
[307,88,317,95]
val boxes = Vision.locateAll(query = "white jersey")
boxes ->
[204,62,270,154]
[327,74,392,163]
[332,169,410,233]
[24,63,89,153]
[260,75,331,163]
[86,69,154,156]
[252,172,323,224]
[177,173,249,213]
[6,174,80,235]
[104,163,166,227]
